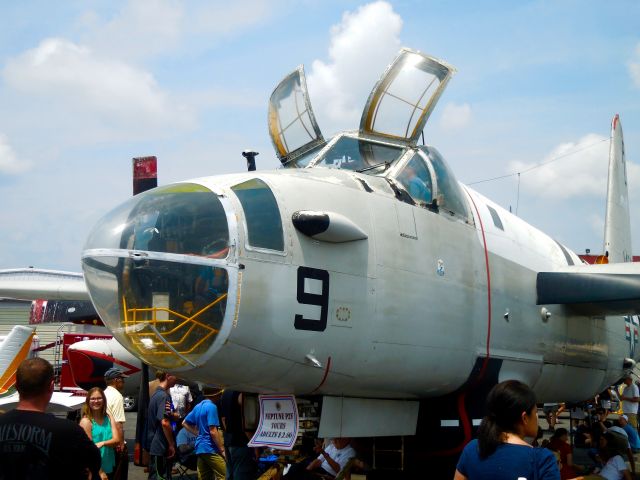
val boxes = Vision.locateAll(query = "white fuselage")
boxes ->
[168,167,630,403]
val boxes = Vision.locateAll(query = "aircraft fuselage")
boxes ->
[82,158,633,404]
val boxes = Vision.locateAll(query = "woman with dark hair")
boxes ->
[80,387,121,480]
[548,428,584,479]
[572,432,632,480]
[454,380,560,480]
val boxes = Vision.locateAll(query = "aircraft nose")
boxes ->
[67,347,111,390]
[81,182,238,371]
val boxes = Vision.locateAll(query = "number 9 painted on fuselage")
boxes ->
[295,266,330,331]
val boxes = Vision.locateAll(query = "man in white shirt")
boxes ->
[283,438,356,479]
[169,383,193,420]
[307,438,356,478]
[104,367,129,480]
[621,375,640,428]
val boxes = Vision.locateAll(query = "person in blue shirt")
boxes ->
[399,164,432,205]
[454,380,560,480]
[619,414,640,453]
[183,387,226,480]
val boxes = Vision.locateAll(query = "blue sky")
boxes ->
[1,0,639,271]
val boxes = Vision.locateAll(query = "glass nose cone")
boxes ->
[82,183,231,369]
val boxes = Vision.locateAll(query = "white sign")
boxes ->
[248,394,299,449]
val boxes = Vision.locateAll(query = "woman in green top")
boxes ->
[80,387,121,480]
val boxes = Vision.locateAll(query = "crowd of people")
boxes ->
[0,358,358,480]
[454,375,640,480]
[5,356,640,480]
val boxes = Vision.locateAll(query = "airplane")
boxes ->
[66,337,143,410]
[0,325,36,394]
[1,48,639,471]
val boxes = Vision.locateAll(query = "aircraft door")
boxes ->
[268,66,325,166]
[360,48,455,145]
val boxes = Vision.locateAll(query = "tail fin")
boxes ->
[604,114,632,263]
[0,325,36,394]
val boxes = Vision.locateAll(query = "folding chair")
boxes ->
[174,449,198,479]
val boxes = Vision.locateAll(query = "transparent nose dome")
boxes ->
[82,183,230,369]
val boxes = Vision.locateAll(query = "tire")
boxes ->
[123,395,137,412]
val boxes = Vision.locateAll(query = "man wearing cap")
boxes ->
[619,414,640,453]
[104,367,129,480]
[620,375,640,429]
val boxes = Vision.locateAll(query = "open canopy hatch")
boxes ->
[360,48,456,145]
[268,66,325,165]
[268,48,455,165]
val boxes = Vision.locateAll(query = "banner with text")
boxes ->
[248,394,298,449]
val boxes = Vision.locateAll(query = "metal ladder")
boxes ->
[52,323,72,387]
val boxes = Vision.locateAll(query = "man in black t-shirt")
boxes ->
[220,390,257,480]
[0,357,101,479]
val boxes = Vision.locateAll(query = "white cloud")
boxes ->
[191,0,278,37]
[79,0,184,60]
[0,134,29,174]
[629,43,640,88]
[307,1,403,135]
[79,0,279,61]
[2,38,192,133]
[510,133,640,201]
[510,133,610,199]
[439,102,472,130]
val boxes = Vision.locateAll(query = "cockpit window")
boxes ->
[84,183,230,258]
[425,147,470,220]
[232,179,284,251]
[397,155,433,206]
[310,136,404,174]
[283,145,323,169]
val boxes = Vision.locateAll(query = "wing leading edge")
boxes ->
[0,268,89,301]
[537,263,640,315]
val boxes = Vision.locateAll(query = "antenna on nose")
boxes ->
[242,150,259,171]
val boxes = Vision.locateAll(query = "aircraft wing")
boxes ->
[0,268,89,301]
[537,262,640,315]
[0,325,36,394]
[0,391,86,412]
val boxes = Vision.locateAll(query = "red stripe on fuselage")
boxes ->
[466,190,493,379]
[309,356,332,394]
[433,188,493,455]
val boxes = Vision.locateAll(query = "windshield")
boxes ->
[425,147,470,220]
[309,136,404,174]
[282,145,323,169]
